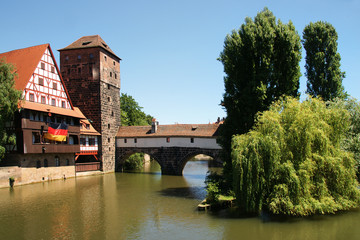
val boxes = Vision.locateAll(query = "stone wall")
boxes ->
[0,153,76,188]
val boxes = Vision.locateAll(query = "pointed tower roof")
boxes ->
[58,35,120,60]
[0,44,49,91]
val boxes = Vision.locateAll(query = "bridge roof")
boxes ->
[116,124,220,138]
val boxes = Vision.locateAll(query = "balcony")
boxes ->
[75,162,101,172]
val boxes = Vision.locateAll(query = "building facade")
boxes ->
[0,44,84,186]
[59,35,121,172]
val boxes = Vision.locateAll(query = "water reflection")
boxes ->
[0,160,359,240]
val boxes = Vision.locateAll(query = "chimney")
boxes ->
[151,118,158,133]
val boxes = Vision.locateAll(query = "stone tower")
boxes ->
[59,35,121,172]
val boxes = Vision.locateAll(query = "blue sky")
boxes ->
[1,0,359,124]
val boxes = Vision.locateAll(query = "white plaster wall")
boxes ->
[116,137,221,149]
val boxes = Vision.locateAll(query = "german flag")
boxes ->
[44,122,68,142]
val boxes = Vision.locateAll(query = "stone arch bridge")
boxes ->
[115,122,222,175]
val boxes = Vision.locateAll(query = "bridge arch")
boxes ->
[116,147,221,175]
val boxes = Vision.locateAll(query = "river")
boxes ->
[0,160,359,240]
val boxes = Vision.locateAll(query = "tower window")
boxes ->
[115,73,117,79]
[108,124,110,129]
[104,56,107,61]
[110,72,112,77]
[108,84,110,89]
[111,111,114,116]
[113,61,115,66]
[108,138,110,143]
[108,97,111,102]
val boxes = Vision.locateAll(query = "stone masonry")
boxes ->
[59,36,121,173]
[116,147,221,175]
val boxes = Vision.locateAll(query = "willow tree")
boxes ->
[303,21,346,100]
[218,8,302,184]
[232,96,360,216]
[0,60,22,160]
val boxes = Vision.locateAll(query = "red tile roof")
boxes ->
[58,35,120,60]
[0,44,48,91]
[73,107,101,136]
[116,124,221,138]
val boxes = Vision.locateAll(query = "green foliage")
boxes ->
[329,97,360,180]
[218,7,302,186]
[0,59,22,160]
[120,93,153,126]
[205,171,234,204]
[303,21,346,100]
[232,96,360,216]
[124,153,145,170]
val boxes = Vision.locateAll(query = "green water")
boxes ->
[0,160,359,240]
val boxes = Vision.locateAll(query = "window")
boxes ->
[104,56,107,61]
[113,61,115,66]
[53,82,57,90]
[111,111,114,116]
[124,139,127,143]
[55,156,60,167]
[108,97,110,102]
[108,138,110,143]
[69,136,75,145]
[29,93,34,102]
[89,138,95,146]
[134,138,137,143]
[41,96,46,104]
[66,159,70,166]
[115,73,117,79]
[41,62,45,70]
[61,101,66,108]
[44,159,48,167]
[110,72,112,77]
[51,66,55,73]
[36,160,41,169]
[65,56,69,61]
[86,124,90,129]
[108,124,110,129]
[39,77,44,86]
[80,137,86,145]
[77,55,81,60]
[78,68,81,74]
[166,137,170,143]
[108,84,110,89]
[32,132,41,143]
[51,98,56,106]
[191,138,194,143]
[89,53,94,59]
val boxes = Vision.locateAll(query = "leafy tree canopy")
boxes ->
[120,93,153,126]
[218,7,302,184]
[303,21,346,100]
[232,96,360,216]
[0,59,22,160]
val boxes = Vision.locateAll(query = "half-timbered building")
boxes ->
[0,44,83,185]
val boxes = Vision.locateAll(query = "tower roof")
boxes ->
[0,44,49,91]
[58,35,120,60]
